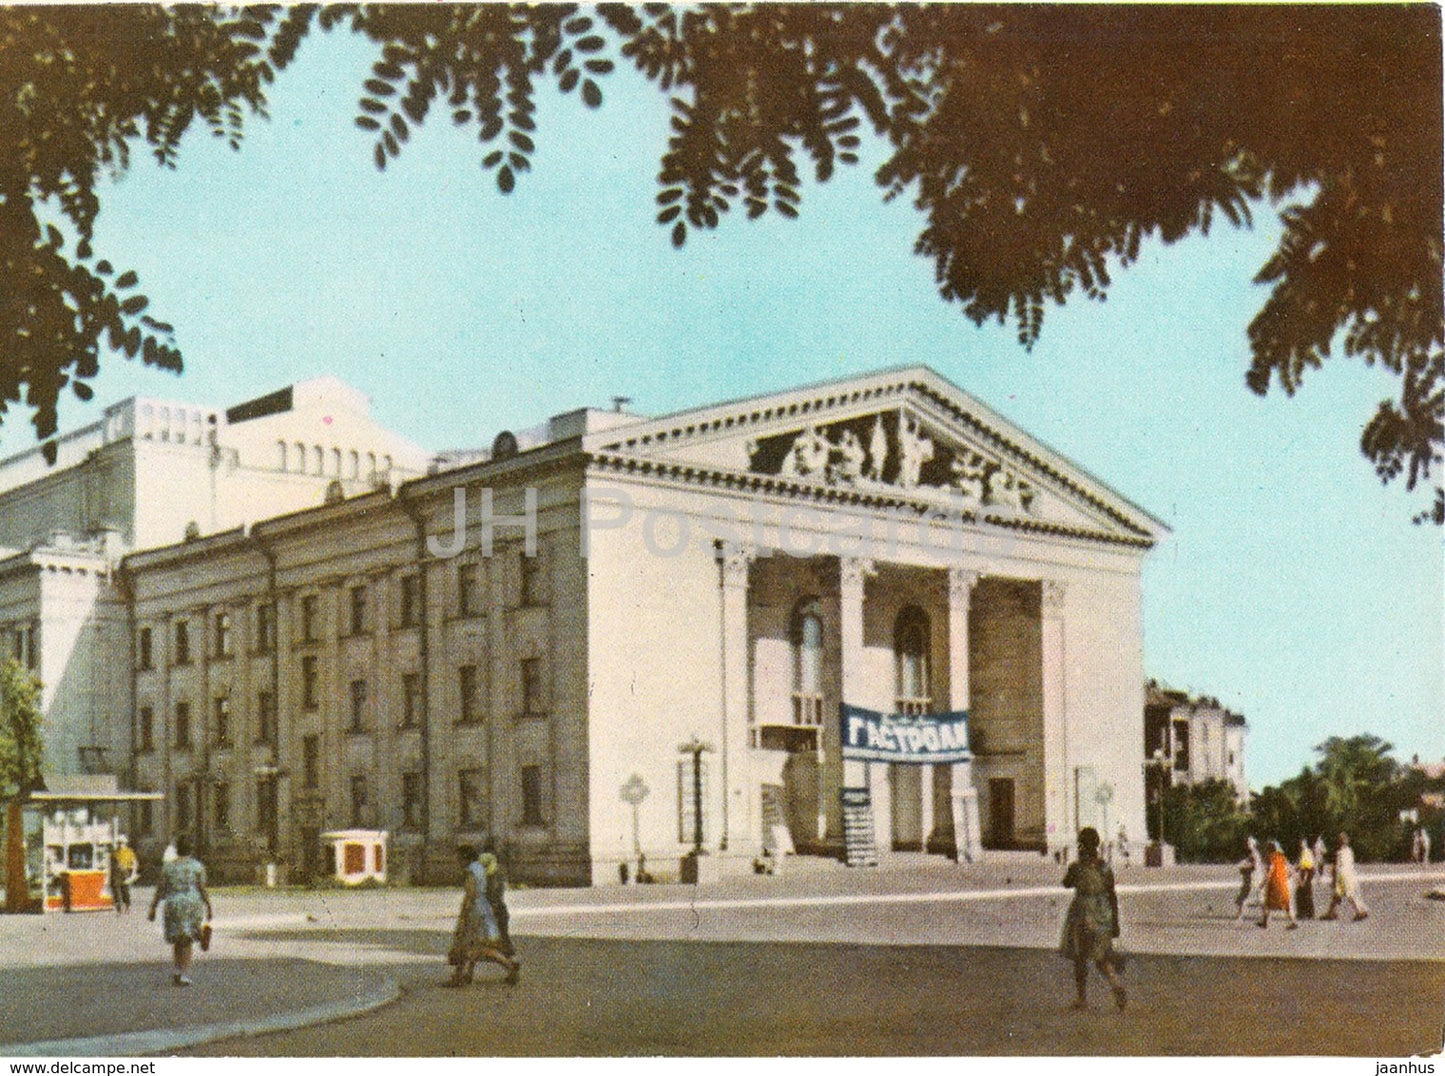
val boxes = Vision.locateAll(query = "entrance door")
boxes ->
[781,750,821,852]
[988,778,1015,849]
[890,764,923,851]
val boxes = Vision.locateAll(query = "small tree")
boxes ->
[0,659,44,802]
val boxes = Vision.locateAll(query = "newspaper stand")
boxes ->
[4,784,164,914]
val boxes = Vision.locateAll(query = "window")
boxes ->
[350,775,368,827]
[520,765,545,826]
[457,562,481,618]
[791,598,824,726]
[175,783,192,831]
[894,606,931,714]
[214,782,230,831]
[458,665,481,725]
[138,627,153,670]
[174,620,191,666]
[1173,719,1190,771]
[138,706,154,753]
[348,585,367,636]
[138,800,153,837]
[302,734,319,789]
[256,603,275,654]
[401,673,422,728]
[300,594,319,642]
[521,659,545,716]
[301,655,319,710]
[256,691,276,746]
[12,623,38,670]
[458,767,487,828]
[520,552,545,606]
[256,777,277,840]
[349,679,368,732]
[399,575,420,627]
[402,772,425,829]
[213,696,231,746]
[214,611,232,658]
[174,702,191,748]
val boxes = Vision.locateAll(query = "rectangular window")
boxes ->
[256,777,277,840]
[138,800,153,837]
[520,765,545,826]
[349,678,368,732]
[350,775,368,828]
[214,781,230,831]
[349,585,367,636]
[174,701,191,748]
[138,706,154,753]
[301,594,319,642]
[302,734,319,789]
[174,621,190,666]
[256,603,275,654]
[256,690,276,746]
[458,665,480,725]
[401,672,421,728]
[520,552,544,607]
[399,575,420,627]
[458,767,487,828]
[301,655,319,710]
[214,611,232,658]
[457,563,480,618]
[521,658,545,716]
[402,772,425,829]
[213,696,231,746]
[175,783,192,831]
[138,627,153,671]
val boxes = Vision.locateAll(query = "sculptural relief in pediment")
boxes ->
[745,410,1039,515]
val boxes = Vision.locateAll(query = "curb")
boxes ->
[3,975,400,1057]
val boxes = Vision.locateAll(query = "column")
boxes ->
[1041,579,1069,856]
[717,543,756,858]
[838,557,876,845]
[947,567,984,862]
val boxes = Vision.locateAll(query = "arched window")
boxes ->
[894,606,931,713]
[791,598,824,726]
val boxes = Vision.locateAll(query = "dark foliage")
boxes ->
[1,5,1439,517]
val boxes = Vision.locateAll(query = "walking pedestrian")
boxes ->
[1321,831,1370,922]
[479,839,519,979]
[1421,828,1432,866]
[1116,824,1131,869]
[110,835,138,914]
[1059,826,1127,1012]
[1258,840,1299,929]
[1234,836,1264,921]
[1295,837,1316,920]
[1313,835,1328,876]
[146,835,213,986]
[447,845,519,986]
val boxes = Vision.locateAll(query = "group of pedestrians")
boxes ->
[1234,831,1369,928]
[126,834,520,989]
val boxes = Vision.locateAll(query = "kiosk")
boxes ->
[320,829,389,885]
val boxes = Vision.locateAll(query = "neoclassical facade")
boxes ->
[113,366,1165,885]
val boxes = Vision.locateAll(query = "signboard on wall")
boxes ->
[840,704,972,765]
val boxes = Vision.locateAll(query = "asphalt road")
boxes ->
[180,928,1445,1057]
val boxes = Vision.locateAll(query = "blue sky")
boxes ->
[20,28,1442,788]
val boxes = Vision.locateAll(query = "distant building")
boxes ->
[1144,680,1248,804]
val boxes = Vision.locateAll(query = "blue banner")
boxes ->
[840,704,972,764]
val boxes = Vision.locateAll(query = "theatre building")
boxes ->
[118,366,1166,885]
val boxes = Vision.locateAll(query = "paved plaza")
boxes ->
[2,857,1442,1056]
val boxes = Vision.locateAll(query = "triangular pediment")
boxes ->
[587,366,1167,543]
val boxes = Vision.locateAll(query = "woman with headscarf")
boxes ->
[447,845,520,986]
[146,835,213,986]
[1258,840,1298,929]
[1295,837,1316,919]
[1059,826,1127,1011]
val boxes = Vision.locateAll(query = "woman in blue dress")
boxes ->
[1059,826,1126,1011]
[447,844,519,985]
[147,835,213,986]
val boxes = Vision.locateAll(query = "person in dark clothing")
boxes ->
[1059,827,1127,1012]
